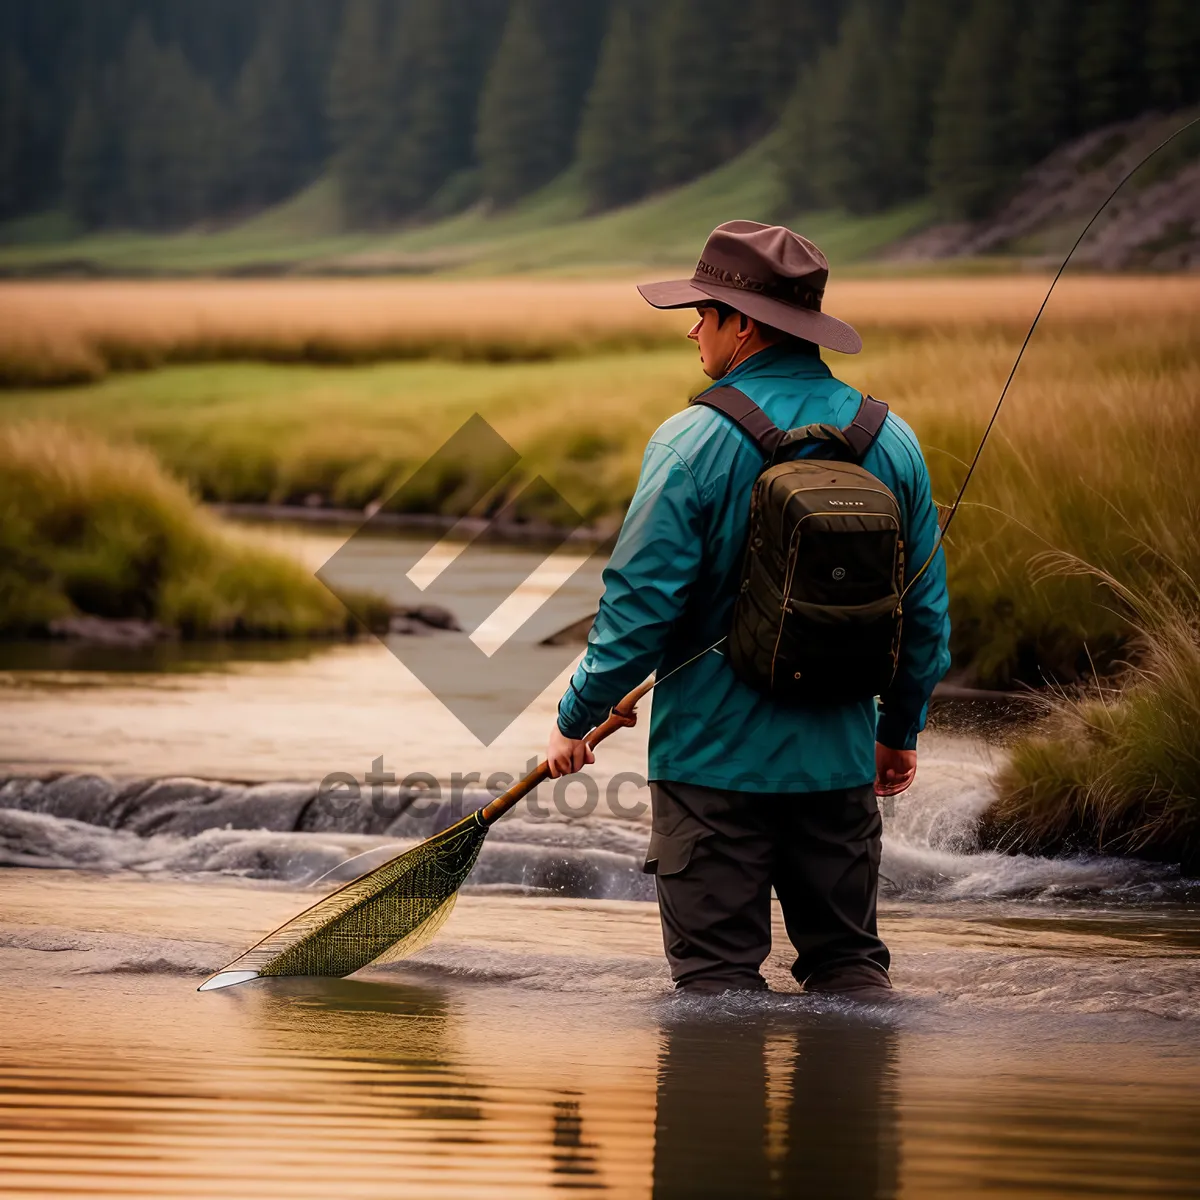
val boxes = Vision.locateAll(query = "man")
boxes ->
[547,221,950,999]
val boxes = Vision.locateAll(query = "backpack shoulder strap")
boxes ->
[841,394,889,462]
[690,386,785,459]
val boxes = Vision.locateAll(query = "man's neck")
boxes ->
[720,338,778,378]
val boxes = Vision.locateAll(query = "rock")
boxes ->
[113,777,233,835]
[35,774,120,825]
[303,492,325,508]
[146,781,317,837]
[540,613,596,647]
[300,785,421,835]
[388,615,434,637]
[882,114,1200,270]
[393,604,462,632]
[47,617,172,646]
[0,777,46,810]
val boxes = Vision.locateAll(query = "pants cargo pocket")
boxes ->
[643,827,711,876]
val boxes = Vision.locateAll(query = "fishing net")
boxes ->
[215,813,488,980]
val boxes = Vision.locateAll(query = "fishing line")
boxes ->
[655,117,1198,679]
[305,842,411,889]
[314,116,1197,888]
[301,645,732,887]
[902,113,1200,600]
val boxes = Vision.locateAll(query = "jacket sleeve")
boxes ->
[556,439,704,738]
[876,427,951,751]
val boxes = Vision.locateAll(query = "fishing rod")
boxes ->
[902,113,1200,598]
[198,675,656,990]
[199,117,1196,993]
[199,643,733,989]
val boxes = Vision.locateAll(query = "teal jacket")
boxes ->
[556,344,951,792]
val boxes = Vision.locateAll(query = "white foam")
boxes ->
[0,751,1191,905]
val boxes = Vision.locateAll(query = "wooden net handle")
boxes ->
[477,675,654,826]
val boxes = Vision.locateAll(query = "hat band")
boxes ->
[693,259,824,310]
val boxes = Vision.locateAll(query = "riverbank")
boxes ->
[0,423,390,639]
[4,278,1197,688]
[987,577,1200,874]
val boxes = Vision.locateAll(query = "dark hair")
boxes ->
[703,300,742,326]
[699,300,819,356]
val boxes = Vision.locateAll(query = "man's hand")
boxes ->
[547,727,595,779]
[875,744,917,797]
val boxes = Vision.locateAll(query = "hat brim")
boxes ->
[637,278,862,355]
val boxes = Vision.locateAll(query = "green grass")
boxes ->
[0,138,933,277]
[985,569,1200,871]
[0,354,698,517]
[2,292,1196,689]
[0,421,389,638]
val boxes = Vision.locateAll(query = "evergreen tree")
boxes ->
[1077,0,1146,128]
[1012,0,1080,164]
[476,0,557,205]
[477,0,605,206]
[728,0,840,135]
[652,0,733,187]
[6,0,1198,232]
[120,22,228,228]
[576,0,654,210]
[235,33,309,207]
[810,1,894,214]
[928,0,1022,218]
[1145,0,1200,109]
[0,53,29,219]
[62,78,122,227]
[234,0,338,209]
[777,53,835,211]
[398,0,506,212]
[328,0,395,225]
[881,0,969,201]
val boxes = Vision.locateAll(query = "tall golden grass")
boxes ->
[985,563,1200,871]
[0,279,687,385]
[2,275,1197,689]
[0,422,387,637]
[3,275,1199,386]
[5,274,1197,860]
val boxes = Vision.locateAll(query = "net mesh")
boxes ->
[216,814,487,979]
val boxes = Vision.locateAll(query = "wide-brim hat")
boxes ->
[637,220,861,355]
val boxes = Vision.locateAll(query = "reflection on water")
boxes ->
[0,637,328,674]
[3,872,1200,1199]
[652,1014,898,1200]
[0,524,631,782]
[4,521,1200,1196]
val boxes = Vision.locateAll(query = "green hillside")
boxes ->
[0,140,934,277]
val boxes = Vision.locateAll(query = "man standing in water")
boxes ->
[547,222,950,999]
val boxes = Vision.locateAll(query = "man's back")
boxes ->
[556,342,950,793]
[550,220,949,995]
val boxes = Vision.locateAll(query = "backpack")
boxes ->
[692,386,903,706]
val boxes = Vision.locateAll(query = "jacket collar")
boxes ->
[699,344,830,397]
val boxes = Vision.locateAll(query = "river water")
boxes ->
[1,525,1197,1198]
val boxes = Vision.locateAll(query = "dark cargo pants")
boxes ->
[645,779,890,993]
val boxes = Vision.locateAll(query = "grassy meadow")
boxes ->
[0,422,387,639]
[2,273,1198,860]
[0,272,1111,387]
[0,140,932,279]
[985,569,1200,872]
[2,275,1197,687]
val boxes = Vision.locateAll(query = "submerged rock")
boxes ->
[540,613,596,646]
[47,616,172,646]
[402,604,461,632]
